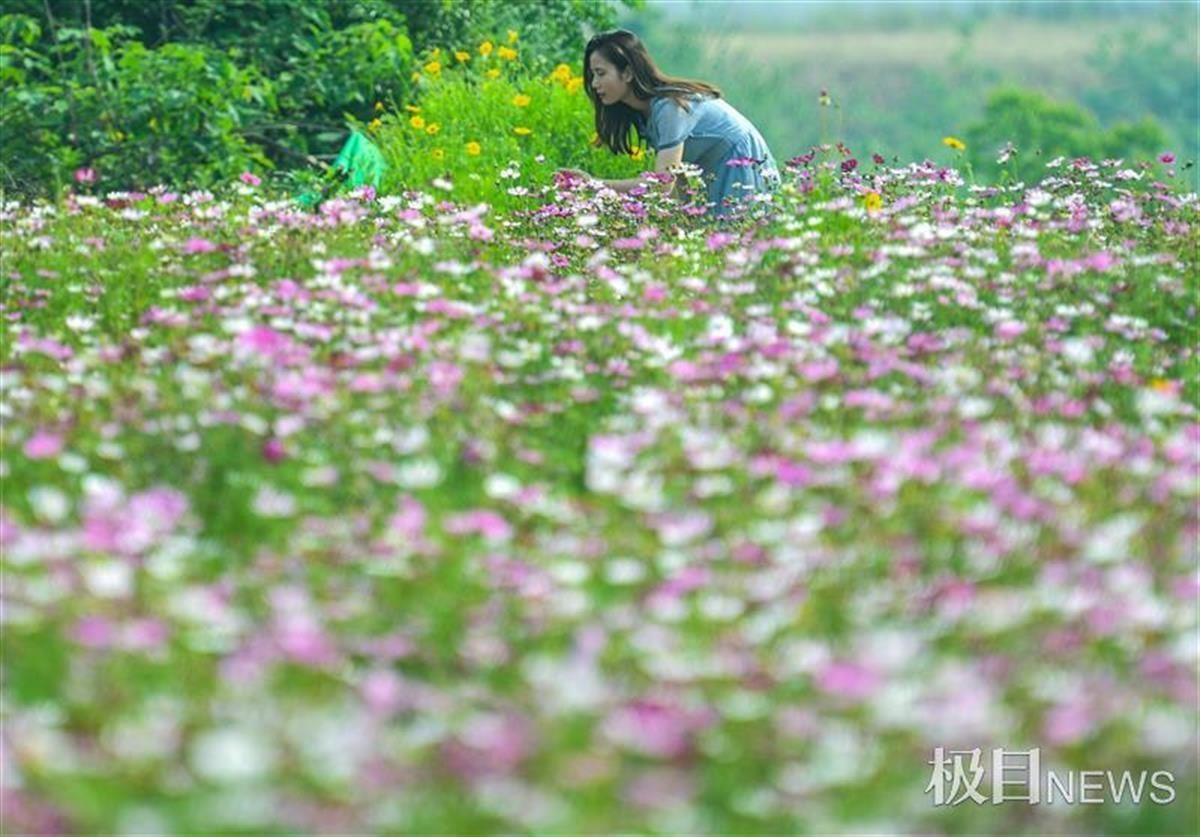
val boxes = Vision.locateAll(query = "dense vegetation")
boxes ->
[3,1,1194,198]
[0,0,636,195]
[3,2,1197,833]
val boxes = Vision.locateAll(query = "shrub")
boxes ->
[372,45,646,212]
[1,16,272,193]
[1,4,415,196]
[964,86,1169,185]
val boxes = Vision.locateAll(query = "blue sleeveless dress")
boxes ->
[634,89,781,217]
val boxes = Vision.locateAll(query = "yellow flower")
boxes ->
[374,101,385,112]
[943,136,966,151]
[432,148,444,161]
[424,60,442,75]
[498,46,517,61]
[507,29,519,44]
[550,63,572,84]
[863,191,883,212]
[455,50,470,63]
[368,118,383,133]
[479,40,494,57]
[485,68,501,79]
[630,146,645,161]
[410,115,426,130]
[1149,378,1177,393]
[512,94,531,107]
[513,126,532,136]
[566,77,583,94]
[426,122,441,135]
[466,141,482,156]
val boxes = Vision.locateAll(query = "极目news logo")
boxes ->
[925,747,1176,806]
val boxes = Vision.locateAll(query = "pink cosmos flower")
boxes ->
[177,285,211,302]
[643,284,667,302]
[276,623,339,668]
[23,430,63,459]
[427,360,464,398]
[444,509,513,542]
[261,437,286,463]
[239,171,262,186]
[236,325,296,361]
[81,486,189,555]
[994,320,1027,341]
[72,615,116,648]
[388,496,427,541]
[442,714,536,779]
[361,669,406,716]
[603,699,713,759]
[1041,699,1093,746]
[775,459,813,487]
[73,167,97,184]
[1159,152,1176,165]
[1082,250,1116,273]
[651,565,710,601]
[814,660,882,701]
[182,237,217,254]
[122,618,170,651]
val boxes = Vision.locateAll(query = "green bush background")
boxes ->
[0,0,634,195]
[1,0,1194,198]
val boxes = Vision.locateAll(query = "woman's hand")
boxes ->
[555,168,599,189]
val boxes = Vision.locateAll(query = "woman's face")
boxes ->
[588,51,632,106]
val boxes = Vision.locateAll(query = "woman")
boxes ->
[558,29,781,218]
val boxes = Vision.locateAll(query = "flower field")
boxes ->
[2,151,1197,834]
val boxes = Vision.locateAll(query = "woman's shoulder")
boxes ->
[653,85,712,100]
[651,89,713,114]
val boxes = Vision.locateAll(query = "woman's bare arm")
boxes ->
[559,144,685,196]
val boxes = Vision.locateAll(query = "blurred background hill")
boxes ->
[618,0,1197,186]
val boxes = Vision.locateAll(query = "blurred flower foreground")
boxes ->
[2,146,1198,835]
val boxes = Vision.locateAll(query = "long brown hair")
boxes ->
[583,29,721,155]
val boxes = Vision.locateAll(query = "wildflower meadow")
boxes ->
[3,30,1199,837]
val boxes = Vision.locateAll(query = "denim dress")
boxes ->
[634,89,781,217]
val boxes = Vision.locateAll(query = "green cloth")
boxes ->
[332,130,387,188]
[295,130,387,207]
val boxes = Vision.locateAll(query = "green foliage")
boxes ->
[1,0,640,198]
[1,7,415,196]
[964,87,1169,185]
[1099,116,1171,161]
[401,0,640,70]
[265,18,414,151]
[1083,26,1198,159]
[1,15,271,193]
[372,51,646,212]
